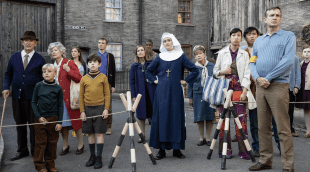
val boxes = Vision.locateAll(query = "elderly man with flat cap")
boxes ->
[2,31,46,161]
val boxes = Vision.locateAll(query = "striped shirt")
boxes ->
[249,29,296,83]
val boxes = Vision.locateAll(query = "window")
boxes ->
[106,43,122,70]
[105,0,122,21]
[181,44,192,59]
[178,0,192,24]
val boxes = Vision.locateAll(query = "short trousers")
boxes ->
[82,105,107,134]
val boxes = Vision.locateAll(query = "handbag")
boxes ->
[202,76,230,105]
[67,60,80,110]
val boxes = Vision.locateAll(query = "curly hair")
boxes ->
[47,42,66,58]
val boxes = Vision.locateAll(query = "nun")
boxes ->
[145,33,199,160]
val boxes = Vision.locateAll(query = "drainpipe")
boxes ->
[62,0,65,45]
[138,0,143,45]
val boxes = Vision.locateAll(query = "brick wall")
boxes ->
[62,0,209,70]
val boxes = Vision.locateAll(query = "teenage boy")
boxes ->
[97,38,115,135]
[80,53,111,169]
[32,64,63,172]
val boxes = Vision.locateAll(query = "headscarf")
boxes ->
[193,45,209,87]
[195,58,209,87]
[159,33,184,61]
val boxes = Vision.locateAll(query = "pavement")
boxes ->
[0,95,310,172]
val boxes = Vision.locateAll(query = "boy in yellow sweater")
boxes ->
[79,53,111,169]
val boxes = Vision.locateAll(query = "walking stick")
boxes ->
[108,92,156,172]
[0,98,7,138]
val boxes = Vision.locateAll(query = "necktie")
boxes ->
[24,54,29,70]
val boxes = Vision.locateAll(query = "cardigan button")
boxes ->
[66,99,69,101]
[63,90,65,92]
[23,75,25,77]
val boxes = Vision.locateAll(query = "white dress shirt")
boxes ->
[21,50,35,64]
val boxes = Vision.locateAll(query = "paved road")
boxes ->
[1,97,310,172]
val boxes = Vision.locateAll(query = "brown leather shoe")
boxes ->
[38,169,48,172]
[76,145,84,155]
[291,133,299,137]
[249,162,272,171]
[48,168,58,172]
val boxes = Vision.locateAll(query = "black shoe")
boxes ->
[173,150,185,159]
[197,140,205,146]
[155,150,166,160]
[94,156,102,169]
[86,154,96,167]
[10,152,29,161]
[206,141,211,146]
[60,146,70,156]
[253,150,260,157]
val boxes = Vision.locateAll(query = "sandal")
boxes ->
[304,133,310,138]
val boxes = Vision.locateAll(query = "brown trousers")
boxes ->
[107,84,113,129]
[33,116,59,171]
[256,82,294,170]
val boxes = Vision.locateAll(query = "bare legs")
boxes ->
[138,119,145,139]
[197,120,213,141]
[304,109,310,135]
[88,133,104,144]
[197,121,204,141]
[205,120,213,141]
[76,128,84,149]
[61,127,84,150]
[61,127,69,150]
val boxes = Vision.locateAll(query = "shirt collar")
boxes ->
[263,29,283,39]
[97,50,107,56]
[21,50,35,59]
[54,58,64,68]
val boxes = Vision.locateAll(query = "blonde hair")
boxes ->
[134,45,152,63]
[42,63,57,72]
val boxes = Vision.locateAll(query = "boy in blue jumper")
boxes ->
[32,64,63,172]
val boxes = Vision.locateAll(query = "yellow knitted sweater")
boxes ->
[79,73,111,112]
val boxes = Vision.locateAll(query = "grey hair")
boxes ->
[47,42,66,58]
[193,45,206,55]
[42,63,57,72]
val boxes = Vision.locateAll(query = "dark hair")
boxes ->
[98,38,108,44]
[230,28,242,36]
[145,39,153,44]
[243,27,260,38]
[70,46,85,65]
[265,6,281,17]
[87,53,101,64]
[135,45,152,63]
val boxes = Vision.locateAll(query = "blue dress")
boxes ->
[130,60,157,119]
[146,53,199,150]
[187,63,215,122]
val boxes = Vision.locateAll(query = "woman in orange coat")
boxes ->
[47,42,84,155]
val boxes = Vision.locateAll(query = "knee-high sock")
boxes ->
[205,120,213,141]
[89,144,95,155]
[197,121,204,141]
[139,119,145,136]
[97,144,104,157]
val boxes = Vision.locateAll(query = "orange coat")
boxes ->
[58,58,82,130]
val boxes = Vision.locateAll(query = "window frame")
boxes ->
[105,0,122,22]
[178,0,193,25]
[181,44,192,60]
[106,43,122,71]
